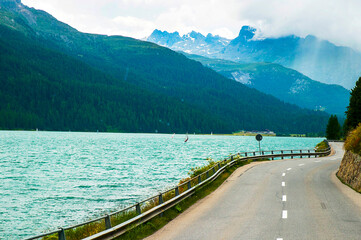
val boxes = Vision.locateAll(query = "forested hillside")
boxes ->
[0,26,228,133]
[0,1,330,134]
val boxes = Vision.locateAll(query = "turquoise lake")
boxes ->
[0,131,323,239]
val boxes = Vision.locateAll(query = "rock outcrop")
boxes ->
[337,150,361,193]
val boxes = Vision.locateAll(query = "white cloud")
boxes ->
[153,0,245,38]
[21,0,361,51]
[111,16,155,38]
[239,0,361,50]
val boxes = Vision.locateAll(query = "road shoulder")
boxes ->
[331,170,361,210]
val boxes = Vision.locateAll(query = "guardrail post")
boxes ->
[262,151,264,155]
[175,186,179,196]
[245,152,247,157]
[187,181,191,189]
[105,215,112,229]
[58,228,66,240]
[271,151,274,160]
[231,155,233,161]
[212,167,216,173]
[159,194,163,205]
[253,152,256,156]
[198,175,202,184]
[158,194,164,216]
[300,150,302,158]
[218,163,221,169]
[291,150,293,159]
[206,171,209,178]
[136,203,141,215]
[308,150,310,158]
[281,150,284,159]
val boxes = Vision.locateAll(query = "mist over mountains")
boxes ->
[183,53,350,116]
[148,26,361,90]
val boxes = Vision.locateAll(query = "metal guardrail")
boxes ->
[24,143,331,240]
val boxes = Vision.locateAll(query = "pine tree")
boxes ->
[326,115,341,140]
[345,77,361,134]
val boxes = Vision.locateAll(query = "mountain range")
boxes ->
[183,53,350,115]
[148,27,361,90]
[0,0,329,134]
[148,29,230,57]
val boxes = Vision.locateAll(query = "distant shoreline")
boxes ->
[0,129,324,138]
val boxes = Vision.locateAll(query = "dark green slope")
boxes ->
[0,26,228,133]
[0,1,329,133]
[57,36,329,133]
[183,53,350,115]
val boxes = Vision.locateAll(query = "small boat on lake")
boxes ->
[184,133,189,142]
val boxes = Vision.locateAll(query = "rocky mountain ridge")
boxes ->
[148,26,361,89]
[148,29,230,58]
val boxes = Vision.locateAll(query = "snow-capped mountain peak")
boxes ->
[147,29,230,57]
[147,26,361,89]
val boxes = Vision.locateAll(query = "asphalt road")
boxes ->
[146,143,361,240]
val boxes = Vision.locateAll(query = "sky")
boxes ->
[22,0,361,51]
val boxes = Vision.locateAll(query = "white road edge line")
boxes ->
[282,210,288,219]
[282,182,285,187]
[282,173,286,176]
[287,168,292,171]
[282,195,287,201]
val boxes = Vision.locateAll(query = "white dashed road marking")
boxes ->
[298,163,304,166]
[287,168,292,171]
[282,210,288,219]
[282,173,286,176]
[282,182,285,187]
[282,195,287,202]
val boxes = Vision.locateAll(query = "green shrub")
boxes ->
[188,158,217,178]
[315,141,329,152]
[344,123,361,156]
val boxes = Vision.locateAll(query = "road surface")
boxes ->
[146,143,361,240]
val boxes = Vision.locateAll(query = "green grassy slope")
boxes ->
[184,53,349,115]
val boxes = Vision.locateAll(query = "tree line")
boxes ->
[326,77,361,140]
